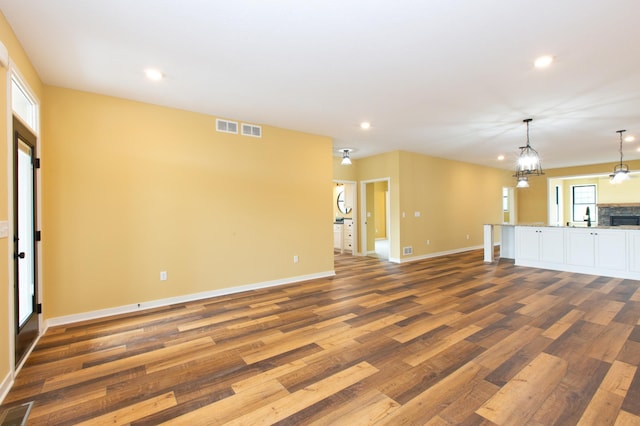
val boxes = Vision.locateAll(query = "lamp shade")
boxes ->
[341,149,352,165]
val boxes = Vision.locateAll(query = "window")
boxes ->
[11,74,38,132]
[572,185,597,223]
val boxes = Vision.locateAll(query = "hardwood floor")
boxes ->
[2,249,640,425]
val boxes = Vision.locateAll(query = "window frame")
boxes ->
[11,72,39,134]
[571,184,597,223]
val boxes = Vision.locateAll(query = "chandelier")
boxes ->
[513,118,544,187]
[610,130,630,184]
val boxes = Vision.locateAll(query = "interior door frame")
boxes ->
[360,177,391,259]
[13,116,39,365]
[7,67,42,372]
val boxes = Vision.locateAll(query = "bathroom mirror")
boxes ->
[337,189,352,214]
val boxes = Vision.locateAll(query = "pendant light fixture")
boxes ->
[515,171,529,188]
[341,149,352,165]
[513,118,544,187]
[610,130,631,184]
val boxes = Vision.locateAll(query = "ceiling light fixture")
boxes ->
[513,118,544,187]
[534,55,553,68]
[624,135,635,142]
[341,149,352,165]
[145,68,164,81]
[610,130,631,184]
[515,172,529,188]
[360,122,371,130]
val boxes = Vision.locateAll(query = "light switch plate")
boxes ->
[0,221,8,238]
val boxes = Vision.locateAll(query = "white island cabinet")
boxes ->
[511,225,640,280]
[515,226,564,265]
[566,228,627,272]
[631,232,640,274]
[333,223,343,249]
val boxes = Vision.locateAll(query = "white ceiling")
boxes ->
[1,0,639,170]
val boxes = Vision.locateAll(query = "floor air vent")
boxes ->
[0,401,33,426]
[403,246,413,255]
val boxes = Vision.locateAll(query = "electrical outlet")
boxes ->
[160,271,168,281]
[427,240,430,245]
[293,255,299,264]
[466,234,470,240]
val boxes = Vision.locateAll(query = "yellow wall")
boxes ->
[598,174,640,203]
[397,151,513,258]
[374,180,387,238]
[333,157,357,181]
[0,11,44,390]
[41,86,334,319]
[517,160,640,224]
[336,150,512,260]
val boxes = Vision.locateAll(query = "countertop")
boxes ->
[485,223,640,230]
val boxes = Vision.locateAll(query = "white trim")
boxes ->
[4,53,13,388]
[10,69,39,135]
[0,371,13,405]
[46,270,335,327]
[391,245,483,264]
[0,329,42,404]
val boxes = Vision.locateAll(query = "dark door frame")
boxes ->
[13,115,39,365]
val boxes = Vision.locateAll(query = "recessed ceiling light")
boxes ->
[624,135,635,142]
[497,155,505,161]
[145,68,164,81]
[360,122,371,130]
[534,55,553,68]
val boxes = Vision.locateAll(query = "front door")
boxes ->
[14,117,39,364]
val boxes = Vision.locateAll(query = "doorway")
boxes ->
[502,187,515,224]
[13,116,39,365]
[333,181,357,255]
[361,178,390,260]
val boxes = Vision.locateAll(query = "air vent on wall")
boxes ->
[403,246,413,255]
[241,123,262,138]
[216,119,238,134]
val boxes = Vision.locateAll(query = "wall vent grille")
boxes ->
[216,119,238,134]
[403,246,413,255]
[241,123,262,138]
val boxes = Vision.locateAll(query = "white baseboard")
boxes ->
[0,371,13,405]
[395,245,483,264]
[46,270,335,328]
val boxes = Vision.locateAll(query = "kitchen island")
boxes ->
[484,224,640,280]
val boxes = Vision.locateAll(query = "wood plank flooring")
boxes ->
[2,249,640,425]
